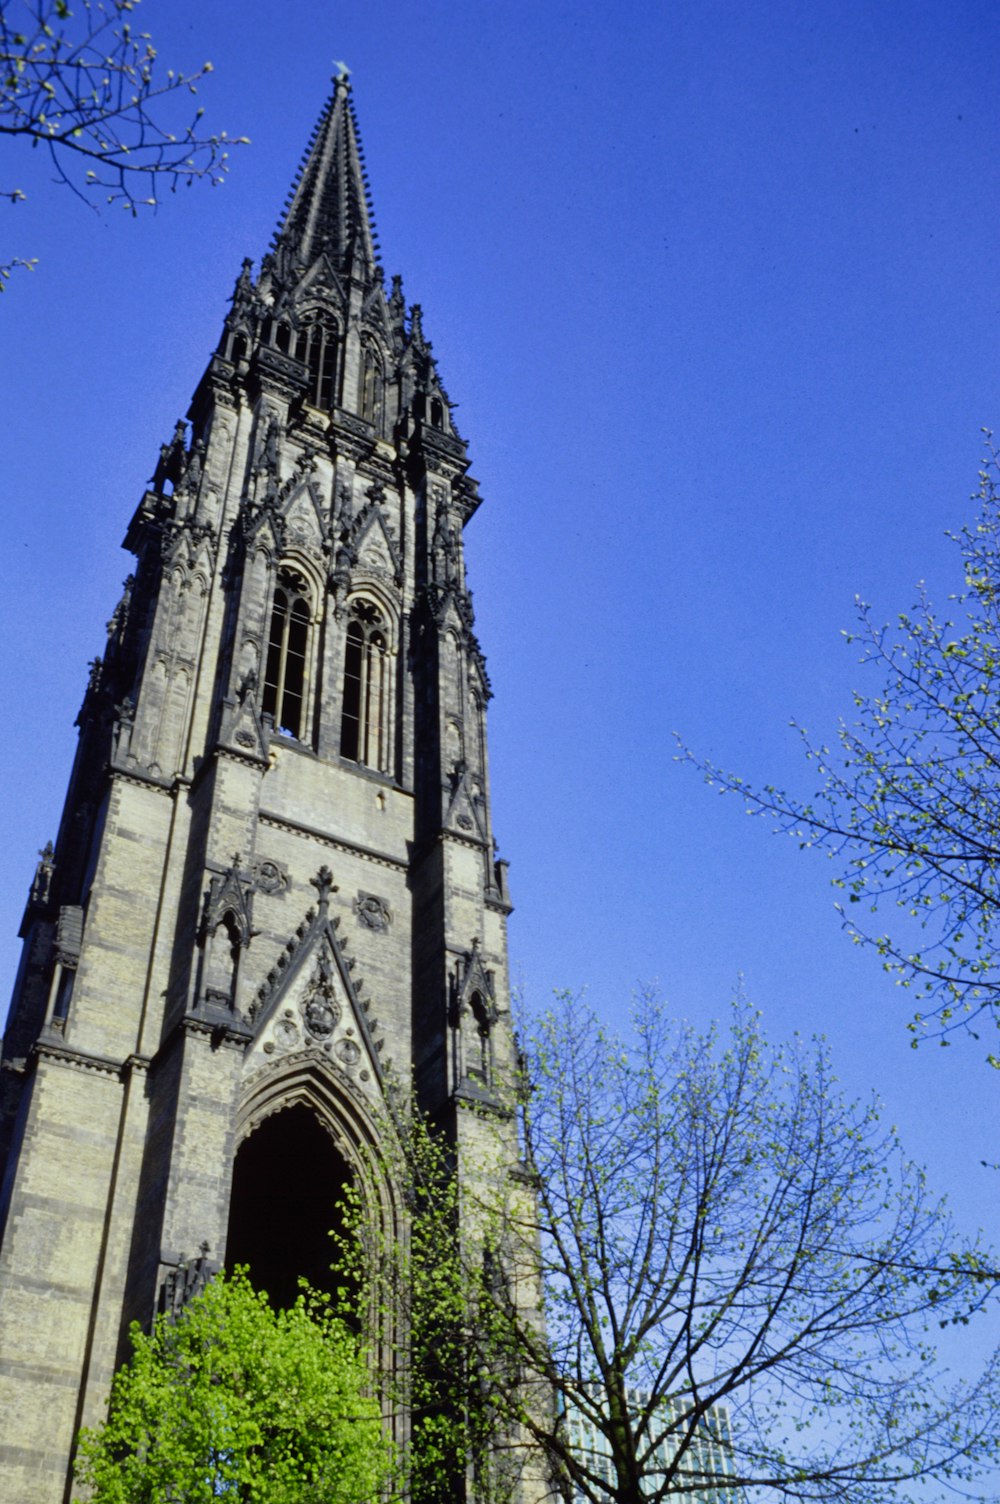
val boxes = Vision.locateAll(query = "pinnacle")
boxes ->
[271,75,380,284]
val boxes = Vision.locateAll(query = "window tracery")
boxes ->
[340,597,391,771]
[468,990,491,1083]
[295,315,339,411]
[262,566,313,739]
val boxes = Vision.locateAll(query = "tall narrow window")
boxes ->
[262,568,312,738]
[469,992,490,1083]
[295,317,338,411]
[359,341,383,429]
[340,599,390,769]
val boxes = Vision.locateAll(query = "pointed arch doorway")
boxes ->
[225,1103,353,1309]
[226,1059,396,1317]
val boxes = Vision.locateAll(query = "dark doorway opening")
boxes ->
[226,1104,352,1309]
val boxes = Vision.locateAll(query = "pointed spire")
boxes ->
[272,68,381,282]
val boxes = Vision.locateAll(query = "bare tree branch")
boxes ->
[679,443,1000,1052]
[1,0,246,286]
[345,992,1000,1504]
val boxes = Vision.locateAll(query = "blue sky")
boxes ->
[2,0,999,1326]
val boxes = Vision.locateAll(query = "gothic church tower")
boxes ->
[0,74,515,1503]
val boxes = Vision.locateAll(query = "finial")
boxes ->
[332,60,351,85]
[310,865,338,910]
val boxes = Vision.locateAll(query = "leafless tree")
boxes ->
[1,0,244,284]
[354,993,1000,1504]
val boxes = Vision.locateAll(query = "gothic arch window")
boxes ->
[231,1069,401,1323]
[204,910,241,1008]
[468,990,491,1084]
[262,566,314,739]
[296,314,339,411]
[340,596,392,771]
[227,1106,354,1308]
[262,316,294,354]
[358,339,384,430]
[222,328,248,364]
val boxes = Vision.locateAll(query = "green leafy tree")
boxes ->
[73,1268,390,1504]
[1,0,245,285]
[354,993,1000,1504]
[682,445,1000,1054]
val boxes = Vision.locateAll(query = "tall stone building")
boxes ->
[0,72,517,1502]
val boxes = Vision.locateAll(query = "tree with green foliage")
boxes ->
[73,1268,390,1504]
[1,0,244,285]
[353,992,1000,1504]
[683,444,1000,1056]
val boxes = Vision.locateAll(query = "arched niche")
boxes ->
[226,1058,397,1315]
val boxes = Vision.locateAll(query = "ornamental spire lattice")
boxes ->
[271,69,381,282]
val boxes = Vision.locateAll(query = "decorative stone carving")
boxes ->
[158,1242,221,1318]
[247,867,390,1098]
[253,858,288,896]
[54,906,84,969]
[354,892,390,932]
[29,842,55,908]
[194,859,255,1020]
[303,993,339,1040]
[112,695,136,762]
[220,669,270,762]
[336,1037,361,1068]
[451,939,499,1097]
[273,1011,300,1051]
[199,860,255,949]
[301,951,341,1040]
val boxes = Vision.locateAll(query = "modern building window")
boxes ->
[340,598,390,769]
[565,1387,739,1504]
[262,567,312,738]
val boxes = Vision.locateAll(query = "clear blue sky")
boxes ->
[3,0,998,1327]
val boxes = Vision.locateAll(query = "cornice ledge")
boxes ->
[33,1038,125,1079]
[258,809,408,872]
[215,741,270,772]
[109,762,178,796]
[439,827,491,854]
[453,1082,514,1121]
[181,1011,254,1051]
